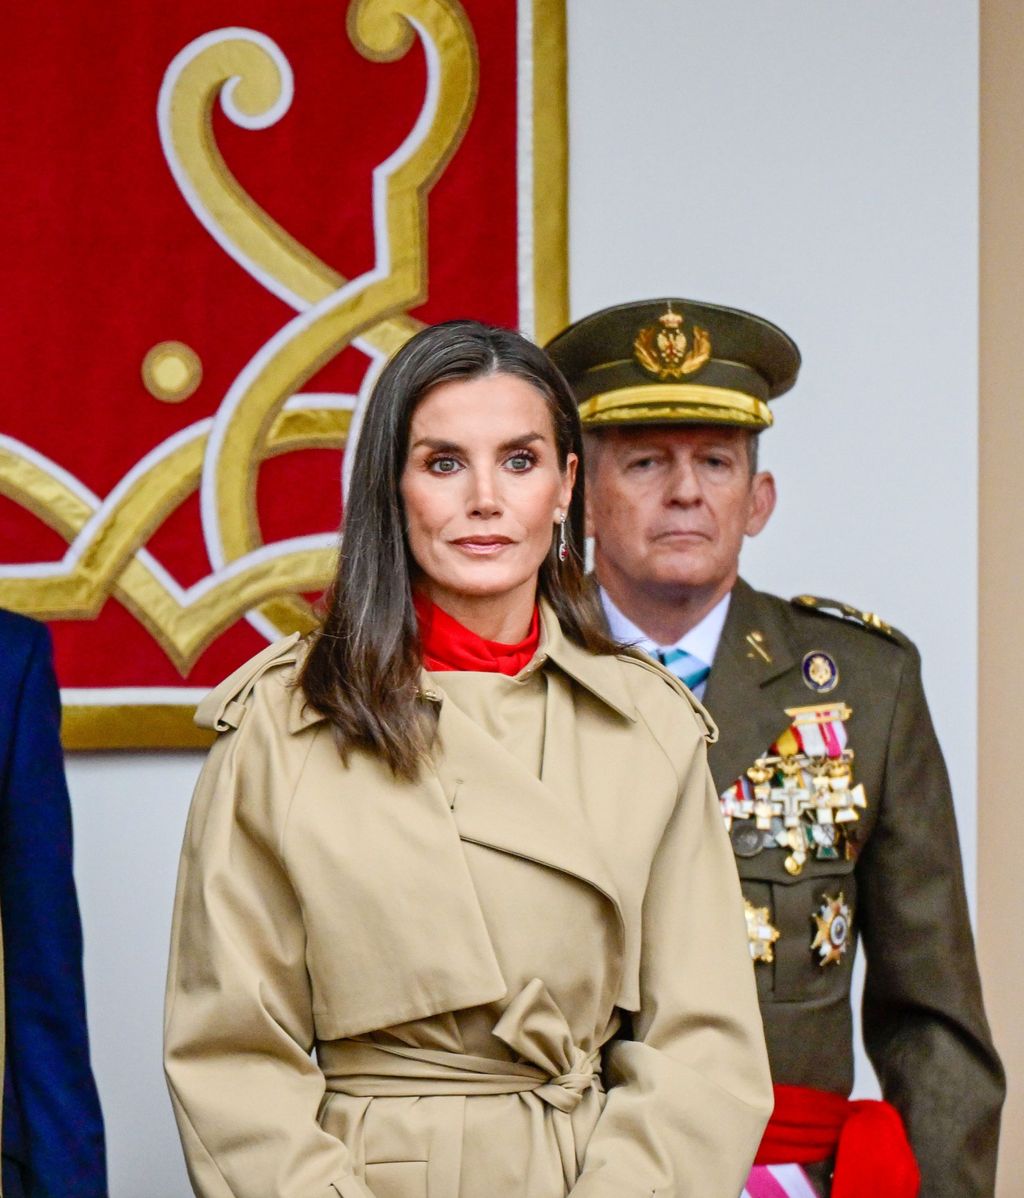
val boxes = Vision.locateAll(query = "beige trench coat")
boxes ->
[164,608,771,1198]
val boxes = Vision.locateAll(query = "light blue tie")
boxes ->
[655,647,711,691]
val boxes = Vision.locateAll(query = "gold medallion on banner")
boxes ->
[142,341,203,402]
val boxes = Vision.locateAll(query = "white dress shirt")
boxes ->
[599,588,731,701]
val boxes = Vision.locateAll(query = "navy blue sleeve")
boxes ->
[1,619,108,1197]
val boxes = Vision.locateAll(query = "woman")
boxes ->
[164,321,771,1198]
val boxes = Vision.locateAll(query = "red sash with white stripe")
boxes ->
[743,1084,920,1198]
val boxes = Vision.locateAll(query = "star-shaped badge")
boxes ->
[811,892,852,966]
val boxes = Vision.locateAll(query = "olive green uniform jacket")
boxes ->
[164,608,772,1198]
[702,579,1004,1197]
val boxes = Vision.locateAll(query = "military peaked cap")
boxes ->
[545,298,801,431]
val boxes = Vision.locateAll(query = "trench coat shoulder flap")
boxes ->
[194,631,305,731]
[614,647,719,744]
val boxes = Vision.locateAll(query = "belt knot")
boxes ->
[535,1045,600,1113]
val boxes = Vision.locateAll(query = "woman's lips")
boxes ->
[451,536,514,556]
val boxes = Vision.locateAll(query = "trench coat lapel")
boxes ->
[433,685,626,939]
[430,602,631,942]
[703,579,801,794]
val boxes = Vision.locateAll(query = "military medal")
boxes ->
[744,899,781,964]
[720,776,754,830]
[811,893,852,966]
[718,703,868,874]
[731,821,767,857]
[802,650,839,694]
[808,819,841,860]
[776,758,812,874]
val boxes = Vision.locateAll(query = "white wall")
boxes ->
[71,754,199,1196]
[67,2,979,1191]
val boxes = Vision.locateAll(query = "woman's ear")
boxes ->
[559,452,578,513]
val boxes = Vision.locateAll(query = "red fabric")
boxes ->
[414,592,539,676]
[756,1084,920,1197]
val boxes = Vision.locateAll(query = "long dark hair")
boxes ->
[300,319,618,778]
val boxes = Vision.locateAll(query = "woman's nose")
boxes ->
[467,468,502,518]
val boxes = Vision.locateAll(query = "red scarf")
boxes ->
[756,1084,920,1198]
[413,591,540,676]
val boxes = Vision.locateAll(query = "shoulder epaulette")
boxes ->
[194,632,303,732]
[790,594,903,642]
[616,649,719,743]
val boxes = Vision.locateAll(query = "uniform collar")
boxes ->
[705,577,798,692]
[701,578,802,792]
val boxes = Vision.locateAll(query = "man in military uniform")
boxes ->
[546,300,1004,1197]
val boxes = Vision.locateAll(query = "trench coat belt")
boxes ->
[319,1039,604,1115]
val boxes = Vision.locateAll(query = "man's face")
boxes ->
[586,425,776,600]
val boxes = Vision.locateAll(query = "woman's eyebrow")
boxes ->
[411,432,545,453]
[410,437,462,452]
[497,432,544,452]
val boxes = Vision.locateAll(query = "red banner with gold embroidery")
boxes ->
[0,0,567,748]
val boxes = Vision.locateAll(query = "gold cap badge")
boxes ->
[633,304,712,380]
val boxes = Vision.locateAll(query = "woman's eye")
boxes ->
[627,457,656,471]
[505,452,536,472]
[427,456,461,475]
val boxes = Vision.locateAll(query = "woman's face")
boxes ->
[400,372,577,621]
